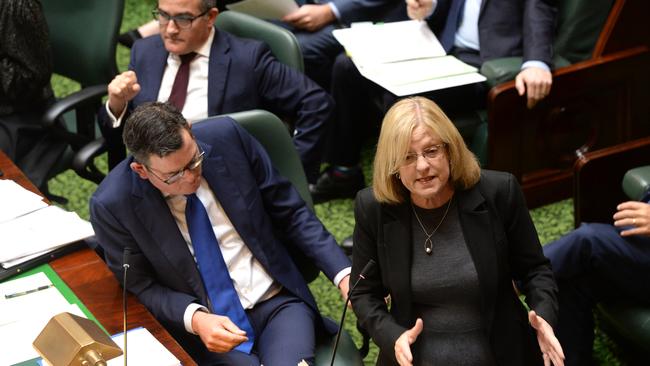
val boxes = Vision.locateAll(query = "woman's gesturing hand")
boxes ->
[529,310,565,366]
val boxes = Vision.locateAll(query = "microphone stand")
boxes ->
[330,259,375,366]
[122,248,131,366]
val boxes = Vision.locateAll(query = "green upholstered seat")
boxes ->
[215,11,304,72]
[196,110,363,366]
[40,0,125,184]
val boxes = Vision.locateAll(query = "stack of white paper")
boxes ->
[0,179,48,223]
[0,273,86,366]
[333,20,487,96]
[0,205,94,268]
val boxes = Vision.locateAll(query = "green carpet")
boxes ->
[45,0,626,364]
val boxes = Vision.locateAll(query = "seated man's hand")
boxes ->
[282,4,335,32]
[515,67,552,109]
[406,0,435,20]
[614,201,650,237]
[107,70,140,117]
[191,311,249,353]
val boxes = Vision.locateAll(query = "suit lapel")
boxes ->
[207,28,232,116]
[383,202,413,323]
[456,185,498,332]
[131,173,208,302]
[139,39,167,103]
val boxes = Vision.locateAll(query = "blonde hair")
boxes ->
[372,97,481,204]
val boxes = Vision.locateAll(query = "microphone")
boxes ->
[330,259,376,366]
[122,247,132,366]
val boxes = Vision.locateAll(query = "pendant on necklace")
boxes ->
[424,237,433,255]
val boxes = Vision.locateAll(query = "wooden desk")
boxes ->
[0,151,196,365]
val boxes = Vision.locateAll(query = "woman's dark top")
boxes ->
[410,200,496,365]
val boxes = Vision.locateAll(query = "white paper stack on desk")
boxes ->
[0,179,94,269]
[333,20,487,96]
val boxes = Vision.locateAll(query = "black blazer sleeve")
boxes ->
[350,189,408,357]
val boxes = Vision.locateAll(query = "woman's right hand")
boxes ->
[394,318,424,365]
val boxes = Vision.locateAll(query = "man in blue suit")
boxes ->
[543,197,650,366]
[90,102,351,365]
[101,0,333,185]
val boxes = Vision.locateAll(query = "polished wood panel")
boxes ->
[574,136,650,226]
[0,150,196,365]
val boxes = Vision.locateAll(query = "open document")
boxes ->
[332,20,487,96]
[0,205,94,269]
[226,0,298,20]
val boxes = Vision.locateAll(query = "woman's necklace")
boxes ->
[411,196,453,255]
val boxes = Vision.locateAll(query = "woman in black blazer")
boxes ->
[350,97,564,366]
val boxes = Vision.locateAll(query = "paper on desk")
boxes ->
[0,205,94,266]
[226,0,298,20]
[109,327,181,366]
[0,272,69,326]
[0,303,85,365]
[0,272,84,365]
[0,179,48,223]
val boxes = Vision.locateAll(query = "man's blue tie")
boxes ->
[439,0,467,52]
[185,193,255,354]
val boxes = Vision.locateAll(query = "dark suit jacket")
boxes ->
[350,170,558,366]
[90,117,350,362]
[99,28,333,175]
[329,0,407,24]
[428,0,557,67]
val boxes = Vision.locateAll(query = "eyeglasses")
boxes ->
[152,8,209,29]
[402,143,447,166]
[146,144,205,185]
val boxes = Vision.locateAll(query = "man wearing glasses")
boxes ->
[100,0,333,187]
[91,102,351,365]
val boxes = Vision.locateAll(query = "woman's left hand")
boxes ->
[528,310,565,366]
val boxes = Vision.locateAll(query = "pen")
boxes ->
[4,284,55,299]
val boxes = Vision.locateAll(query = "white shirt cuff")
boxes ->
[333,267,351,288]
[328,3,341,21]
[184,303,209,334]
[105,100,127,128]
[521,60,550,72]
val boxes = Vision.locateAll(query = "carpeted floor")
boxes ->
[45,0,625,363]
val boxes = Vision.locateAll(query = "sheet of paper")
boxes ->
[109,327,181,366]
[0,273,85,365]
[0,273,70,326]
[0,179,48,223]
[0,205,94,265]
[333,20,445,64]
[333,20,485,95]
[0,304,85,366]
[226,0,298,20]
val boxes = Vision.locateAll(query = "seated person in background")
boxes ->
[101,0,333,185]
[311,0,556,202]
[543,197,650,366]
[119,1,408,89]
[0,0,67,192]
[350,97,564,366]
[90,102,351,365]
